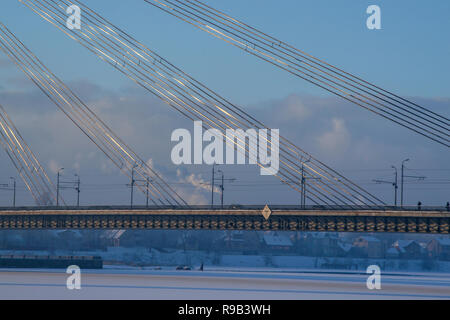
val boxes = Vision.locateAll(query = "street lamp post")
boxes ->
[211,163,216,208]
[400,159,409,207]
[9,177,16,207]
[146,177,150,208]
[130,164,138,208]
[301,162,306,208]
[300,158,319,209]
[211,166,235,209]
[56,168,64,206]
[218,169,224,208]
[391,166,398,207]
[74,174,80,207]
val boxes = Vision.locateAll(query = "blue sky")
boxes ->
[1,0,449,102]
[0,0,449,206]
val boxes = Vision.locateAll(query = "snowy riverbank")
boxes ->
[1,247,450,273]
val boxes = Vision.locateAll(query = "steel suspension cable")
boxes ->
[176,0,450,128]
[0,26,166,206]
[26,0,339,206]
[38,0,384,205]
[0,103,61,205]
[187,0,449,125]
[146,0,449,148]
[157,0,450,135]
[52,0,371,206]
[0,23,187,207]
[22,2,386,206]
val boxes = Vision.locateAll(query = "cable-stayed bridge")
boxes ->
[0,0,448,232]
[0,206,448,234]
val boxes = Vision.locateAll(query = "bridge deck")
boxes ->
[0,207,448,233]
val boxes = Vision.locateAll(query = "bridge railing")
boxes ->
[0,205,448,212]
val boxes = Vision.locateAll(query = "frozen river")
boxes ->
[0,268,449,299]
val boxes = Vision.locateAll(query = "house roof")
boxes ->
[356,236,380,242]
[394,240,417,249]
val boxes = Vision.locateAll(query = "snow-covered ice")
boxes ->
[0,268,448,300]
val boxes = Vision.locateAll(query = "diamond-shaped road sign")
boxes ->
[262,205,272,220]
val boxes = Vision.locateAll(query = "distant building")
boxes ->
[351,236,383,258]
[217,231,260,253]
[224,231,245,250]
[427,239,450,260]
[391,240,423,259]
[305,233,349,257]
[261,232,293,251]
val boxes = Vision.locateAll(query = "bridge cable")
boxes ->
[0,103,62,205]
[145,0,449,148]
[33,0,386,207]
[0,23,188,207]
[22,0,387,207]
[22,0,340,206]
